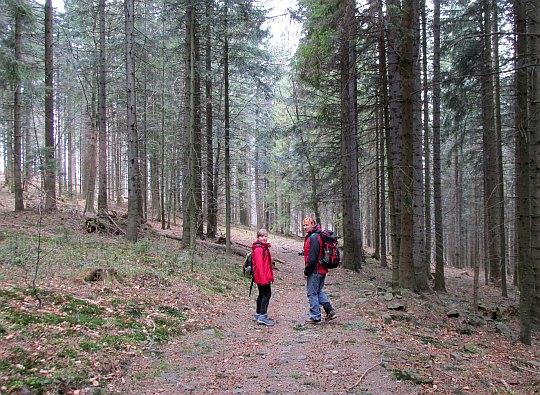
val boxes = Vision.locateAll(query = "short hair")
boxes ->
[257,228,268,237]
[302,217,315,226]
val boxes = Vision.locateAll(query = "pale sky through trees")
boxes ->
[263,0,301,52]
[40,0,299,51]
[42,0,64,12]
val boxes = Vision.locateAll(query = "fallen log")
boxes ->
[157,233,287,265]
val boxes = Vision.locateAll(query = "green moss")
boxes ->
[393,369,432,385]
[0,228,246,395]
[158,305,186,319]
[61,297,104,316]
[79,340,102,352]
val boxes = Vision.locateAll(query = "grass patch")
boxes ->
[393,368,433,385]
[0,226,244,394]
[343,319,370,330]
[158,305,187,318]
[463,343,482,354]
[417,334,443,346]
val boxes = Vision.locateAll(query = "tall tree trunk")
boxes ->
[528,0,540,324]
[412,0,427,291]
[421,0,432,277]
[340,0,364,272]
[44,0,56,211]
[113,113,126,204]
[4,89,12,187]
[193,16,203,240]
[386,0,402,288]
[150,84,160,221]
[224,0,232,254]
[473,184,482,310]
[67,95,74,197]
[379,112,387,268]
[158,23,165,228]
[239,159,249,226]
[114,114,122,205]
[377,0,389,269]
[491,0,507,296]
[514,0,532,344]
[481,0,502,285]
[160,92,166,229]
[205,0,217,239]
[184,1,198,248]
[255,144,263,228]
[374,119,381,261]
[24,105,32,192]
[454,141,463,268]
[83,87,98,215]
[56,61,63,199]
[432,0,445,291]
[97,0,108,213]
[13,9,24,212]
[125,0,140,242]
[397,0,417,290]
[140,0,149,222]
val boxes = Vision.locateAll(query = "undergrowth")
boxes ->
[0,229,243,394]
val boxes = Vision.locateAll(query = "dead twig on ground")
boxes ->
[102,211,124,235]
[348,361,381,390]
[504,361,540,375]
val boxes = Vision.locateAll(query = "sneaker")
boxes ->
[257,315,275,326]
[252,314,260,322]
[306,317,322,324]
[326,310,337,321]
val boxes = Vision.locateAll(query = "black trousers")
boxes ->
[256,283,272,315]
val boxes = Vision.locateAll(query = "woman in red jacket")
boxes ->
[251,228,275,326]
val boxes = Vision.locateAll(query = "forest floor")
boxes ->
[0,186,539,394]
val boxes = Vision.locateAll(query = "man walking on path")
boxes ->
[302,217,337,323]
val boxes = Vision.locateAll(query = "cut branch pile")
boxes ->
[83,212,125,235]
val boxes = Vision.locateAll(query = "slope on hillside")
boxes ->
[0,194,538,394]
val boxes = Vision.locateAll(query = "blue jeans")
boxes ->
[306,273,332,320]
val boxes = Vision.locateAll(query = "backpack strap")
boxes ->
[315,230,324,260]
[249,276,254,297]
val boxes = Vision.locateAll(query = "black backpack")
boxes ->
[243,252,253,277]
[318,230,341,269]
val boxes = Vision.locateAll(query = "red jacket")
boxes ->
[252,240,274,285]
[304,226,328,275]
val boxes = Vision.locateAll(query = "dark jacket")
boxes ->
[252,240,274,285]
[303,225,328,276]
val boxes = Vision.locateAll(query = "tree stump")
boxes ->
[80,267,122,284]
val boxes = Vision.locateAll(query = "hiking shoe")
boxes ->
[306,317,322,324]
[257,315,275,326]
[326,310,337,321]
[252,314,260,322]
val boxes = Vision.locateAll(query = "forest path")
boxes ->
[110,231,417,395]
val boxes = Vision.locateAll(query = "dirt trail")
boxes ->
[111,233,417,395]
